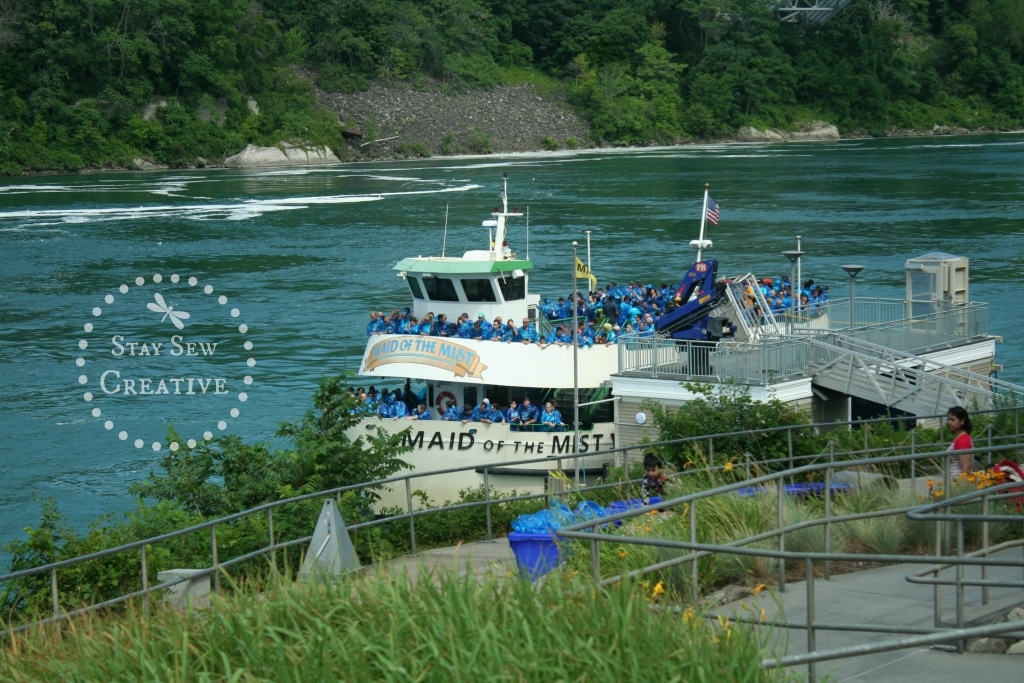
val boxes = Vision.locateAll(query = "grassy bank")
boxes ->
[0,569,787,682]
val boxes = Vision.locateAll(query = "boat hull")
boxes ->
[350,419,618,508]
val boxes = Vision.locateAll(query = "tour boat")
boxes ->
[353,174,620,504]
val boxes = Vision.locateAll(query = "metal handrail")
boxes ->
[556,440,1024,682]
[4,405,1024,645]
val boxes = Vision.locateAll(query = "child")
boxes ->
[641,453,668,504]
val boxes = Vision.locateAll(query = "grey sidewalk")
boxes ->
[713,548,1024,682]
[371,537,1024,681]
[370,538,518,584]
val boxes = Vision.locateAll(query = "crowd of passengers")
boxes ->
[349,386,566,430]
[365,277,829,344]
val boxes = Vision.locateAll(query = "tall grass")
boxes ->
[0,569,788,682]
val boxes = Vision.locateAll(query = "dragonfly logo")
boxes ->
[75,273,257,453]
[147,292,190,330]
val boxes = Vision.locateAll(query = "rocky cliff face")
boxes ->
[735,122,841,143]
[315,83,592,159]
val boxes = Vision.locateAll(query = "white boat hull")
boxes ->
[350,419,618,508]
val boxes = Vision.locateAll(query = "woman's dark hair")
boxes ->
[643,453,663,469]
[947,406,973,435]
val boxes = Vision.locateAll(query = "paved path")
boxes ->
[712,548,1024,682]
[376,537,1024,682]
[370,538,518,584]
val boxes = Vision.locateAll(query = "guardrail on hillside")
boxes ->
[4,406,1024,641]
[557,443,1024,682]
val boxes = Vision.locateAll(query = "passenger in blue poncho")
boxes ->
[539,400,565,432]
[518,396,539,428]
[442,401,462,421]
[519,318,540,343]
[408,402,433,420]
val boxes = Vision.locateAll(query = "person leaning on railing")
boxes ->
[946,406,974,478]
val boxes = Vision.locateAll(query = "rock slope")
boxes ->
[315,83,592,158]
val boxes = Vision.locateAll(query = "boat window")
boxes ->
[496,274,525,301]
[407,277,424,300]
[461,278,497,302]
[422,277,460,302]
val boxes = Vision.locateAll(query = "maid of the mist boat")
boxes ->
[354,174,623,503]
[353,176,794,505]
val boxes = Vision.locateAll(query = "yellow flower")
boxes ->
[752,583,766,594]
[618,549,627,559]
[759,608,767,623]
[723,462,733,473]
[683,607,695,622]
[653,581,665,597]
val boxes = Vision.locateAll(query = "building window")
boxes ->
[407,277,424,299]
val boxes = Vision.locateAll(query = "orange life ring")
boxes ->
[435,391,456,412]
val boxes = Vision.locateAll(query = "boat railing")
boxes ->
[617,334,809,384]
[789,300,990,356]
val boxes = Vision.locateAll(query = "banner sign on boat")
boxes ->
[364,336,488,378]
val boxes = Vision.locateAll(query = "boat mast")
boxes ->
[492,172,523,260]
[691,182,714,261]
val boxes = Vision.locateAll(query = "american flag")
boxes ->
[705,195,720,225]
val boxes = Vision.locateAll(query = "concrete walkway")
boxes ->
[370,538,518,584]
[713,548,1024,682]
[375,536,1024,682]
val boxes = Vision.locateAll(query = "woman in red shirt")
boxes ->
[946,406,974,478]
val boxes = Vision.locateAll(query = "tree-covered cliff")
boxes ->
[0,0,1021,174]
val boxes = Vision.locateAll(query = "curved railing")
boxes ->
[5,404,1024,667]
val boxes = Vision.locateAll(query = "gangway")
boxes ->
[724,274,783,342]
[807,333,1024,414]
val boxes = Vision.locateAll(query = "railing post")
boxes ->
[406,478,417,556]
[777,488,786,593]
[484,467,494,542]
[910,430,917,491]
[51,567,59,620]
[824,467,832,580]
[956,518,965,653]
[141,544,150,616]
[933,508,942,627]
[986,423,993,468]
[787,428,794,477]
[982,491,990,605]
[708,436,714,471]
[211,526,220,594]
[690,500,699,604]
[268,508,276,565]
[806,557,817,683]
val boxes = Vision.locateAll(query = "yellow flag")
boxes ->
[575,257,598,289]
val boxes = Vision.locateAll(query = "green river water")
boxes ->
[1,134,1023,554]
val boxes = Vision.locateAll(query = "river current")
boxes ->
[2,134,1023,558]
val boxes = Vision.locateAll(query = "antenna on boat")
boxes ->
[526,206,530,260]
[491,172,523,261]
[442,204,449,257]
